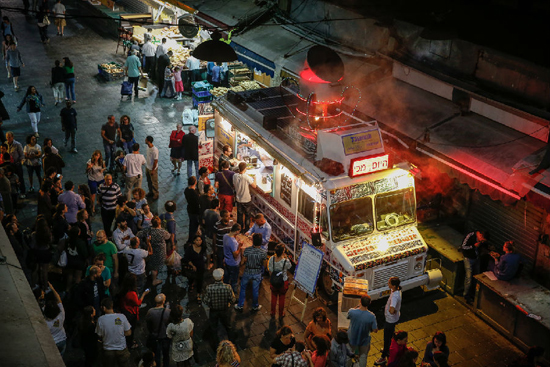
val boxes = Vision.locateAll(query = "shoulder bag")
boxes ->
[146,307,166,350]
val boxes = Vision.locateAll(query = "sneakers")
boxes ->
[374,357,387,365]
[71,148,78,153]
[252,305,262,312]
[234,304,243,311]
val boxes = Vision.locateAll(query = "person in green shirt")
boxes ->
[124,50,143,98]
[92,230,119,279]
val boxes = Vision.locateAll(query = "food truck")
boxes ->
[210,86,442,304]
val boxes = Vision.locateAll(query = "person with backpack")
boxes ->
[267,243,292,318]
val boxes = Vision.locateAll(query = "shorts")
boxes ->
[10,67,20,77]
[88,179,105,194]
[55,18,66,27]
[175,80,184,92]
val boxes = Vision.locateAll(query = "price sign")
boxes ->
[294,244,324,296]
[349,154,389,178]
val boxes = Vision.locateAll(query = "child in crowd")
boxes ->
[173,65,183,100]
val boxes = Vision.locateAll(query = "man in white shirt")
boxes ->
[155,38,168,58]
[122,143,146,200]
[233,162,256,230]
[141,39,156,76]
[96,298,131,366]
[145,136,159,200]
[52,0,66,36]
[185,51,201,82]
[123,237,152,293]
[375,277,403,366]
[112,218,135,252]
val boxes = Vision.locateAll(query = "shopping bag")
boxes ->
[166,250,182,270]
[121,80,133,96]
[57,251,68,267]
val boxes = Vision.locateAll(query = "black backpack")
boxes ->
[270,257,287,289]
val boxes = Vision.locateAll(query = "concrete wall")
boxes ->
[0,226,65,366]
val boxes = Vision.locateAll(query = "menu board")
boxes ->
[280,173,292,207]
[294,244,324,296]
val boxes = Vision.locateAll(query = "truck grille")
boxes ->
[372,261,409,290]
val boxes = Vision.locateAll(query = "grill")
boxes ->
[372,261,409,289]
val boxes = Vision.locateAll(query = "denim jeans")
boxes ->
[463,257,479,299]
[65,77,76,101]
[238,272,262,308]
[187,159,199,179]
[103,142,116,170]
[224,264,240,295]
[122,140,133,154]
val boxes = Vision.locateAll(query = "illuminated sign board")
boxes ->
[349,154,389,178]
[341,130,382,156]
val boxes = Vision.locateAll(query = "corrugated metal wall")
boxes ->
[466,192,544,272]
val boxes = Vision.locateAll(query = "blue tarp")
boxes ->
[230,42,276,77]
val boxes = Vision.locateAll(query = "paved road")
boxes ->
[0,2,525,366]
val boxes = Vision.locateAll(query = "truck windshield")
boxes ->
[330,197,374,242]
[375,187,416,231]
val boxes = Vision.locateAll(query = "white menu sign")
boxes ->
[294,244,324,296]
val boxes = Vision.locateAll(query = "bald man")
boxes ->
[75,265,107,315]
[145,294,171,367]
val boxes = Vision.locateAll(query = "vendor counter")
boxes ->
[419,224,465,295]
[474,273,550,360]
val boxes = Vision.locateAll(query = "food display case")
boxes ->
[236,132,274,194]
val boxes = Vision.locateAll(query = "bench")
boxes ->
[474,273,550,361]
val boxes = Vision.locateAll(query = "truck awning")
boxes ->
[356,76,550,206]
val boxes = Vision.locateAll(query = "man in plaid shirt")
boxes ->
[275,341,313,367]
[203,268,235,339]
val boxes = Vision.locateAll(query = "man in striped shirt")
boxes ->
[213,210,234,269]
[97,174,122,238]
[235,233,267,312]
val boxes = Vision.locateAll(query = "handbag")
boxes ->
[43,15,50,25]
[57,250,67,267]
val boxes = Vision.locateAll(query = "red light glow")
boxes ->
[300,68,331,84]
[296,93,345,105]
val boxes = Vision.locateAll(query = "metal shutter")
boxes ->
[466,191,543,273]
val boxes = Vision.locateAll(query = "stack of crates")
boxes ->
[192,81,213,108]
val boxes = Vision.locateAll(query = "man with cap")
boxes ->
[145,293,171,367]
[182,125,199,179]
[203,268,235,341]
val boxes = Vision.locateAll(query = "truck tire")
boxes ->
[320,269,338,304]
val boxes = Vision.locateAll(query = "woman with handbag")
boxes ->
[169,123,185,175]
[117,115,135,154]
[268,244,292,318]
[137,216,170,286]
[166,305,194,367]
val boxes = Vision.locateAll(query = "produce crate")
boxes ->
[191,81,212,92]
[193,96,212,108]
[192,89,212,98]
[98,62,124,81]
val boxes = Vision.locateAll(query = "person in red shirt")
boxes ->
[169,123,185,175]
[388,330,408,367]
[119,273,150,349]
[311,334,331,367]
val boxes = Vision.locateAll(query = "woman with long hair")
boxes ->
[17,87,45,136]
[169,123,185,175]
[33,217,53,289]
[117,115,135,154]
[119,273,149,349]
[86,150,105,214]
[64,226,88,292]
[311,334,331,367]
[52,202,69,244]
[388,331,409,367]
[79,306,99,367]
[78,184,93,221]
[423,332,449,367]
[216,340,241,367]
[63,57,76,103]
[304,307,332,350]
[182,234,207,302]
[397,348,418,367]
[23,134,42,192]
[131,187,147,210]
[2,34,15,78]
[166,304,194,367]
